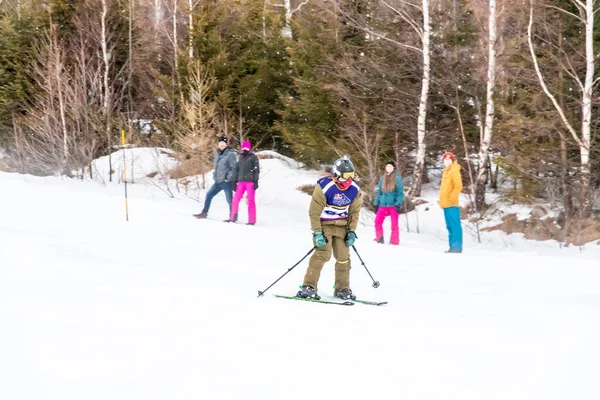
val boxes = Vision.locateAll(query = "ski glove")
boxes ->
[254,182,259,190]
[313,231,328,248]
[345,231,357,247]
[395,204,402,214]
[373,205,379,214]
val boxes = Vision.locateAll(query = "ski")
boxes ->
[273,294,354,306]
[324,296,388,306]
[351,299,388,306]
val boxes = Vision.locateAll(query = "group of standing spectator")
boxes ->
[193,135,463,254]
[193,136,260,225]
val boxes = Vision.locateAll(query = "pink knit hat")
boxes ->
[241,141,252,150]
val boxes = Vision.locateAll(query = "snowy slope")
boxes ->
[1,151,599,400]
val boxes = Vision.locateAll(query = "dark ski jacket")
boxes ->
[233,151,260,185]
[213,147,237,184]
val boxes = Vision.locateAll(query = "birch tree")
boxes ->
[527,0,598,218]
[474,0,497,211]
[171,0,184,106]
[332,0,432,196]
[187,0,201,58]
[100,0,114,180]
[409,0,431,197]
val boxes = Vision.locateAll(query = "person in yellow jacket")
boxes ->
[439,152,463,253]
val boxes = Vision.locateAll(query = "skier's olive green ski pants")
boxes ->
[303,225,351,291]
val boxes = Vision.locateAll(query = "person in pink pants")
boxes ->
[227,141,260,225]
[373,161,405,245]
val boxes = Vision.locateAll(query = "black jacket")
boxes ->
[233,151,260,184]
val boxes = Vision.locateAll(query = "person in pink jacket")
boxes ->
[227,141,260,225]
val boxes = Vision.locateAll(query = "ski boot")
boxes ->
[296,285,320,300]
[333,288,356,301]
[194,212,207,219]
[224,213,238,223]
[374,237,384,244]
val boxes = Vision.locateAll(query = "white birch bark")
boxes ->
[408,0,430,197]
[475,0,497,210]
[579,0,594,217]
[50,24,69,174]
[173,0,184,105]
[188,0,194,59]
[101,0,113,181]
[284,0,292,26]
[155,0,162,36]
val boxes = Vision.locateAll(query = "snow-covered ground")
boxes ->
[1,150,599,400]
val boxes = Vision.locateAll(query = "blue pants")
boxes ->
[202,182,233,215]
[443,206,463,251]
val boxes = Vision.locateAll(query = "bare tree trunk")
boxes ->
[12,116,25,174]
[284,0,292,28]
[45,21,70,175]
[173,0,185,106]
[101,0,113,181]
[155,0,162,38]
[579,0,594,218]
[54,36,69,175]
[128,0,134,155]
[475,0,496,211]
[263,0,268,38]
[453,88,475,200]
[409,0,430,197]
[394,131,401,173]
[238,96,243,143]
[188,0,194,59]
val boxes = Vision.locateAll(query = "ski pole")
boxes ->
[257,246,316,298]
[352,245,380,288]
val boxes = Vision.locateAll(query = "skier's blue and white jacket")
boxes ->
[309,176,363,232]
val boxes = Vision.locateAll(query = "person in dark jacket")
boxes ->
[227,140,260,225]
[373,161,404,245]
[194,136,238,219]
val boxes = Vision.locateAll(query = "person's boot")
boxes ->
[374,237,384,244]
[193,212,207,219]
[445,249,462,254]
[296,285,320,300]
[224,213,238,223]
[333,288,356,301]
[246,222,255,226]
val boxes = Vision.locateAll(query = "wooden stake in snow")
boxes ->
[122,129,130,222]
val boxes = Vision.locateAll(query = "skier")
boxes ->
[439,151,463,253]
[227,140,260,225]
[373,161,404,245]
[194,136,237,219]
[297,155,363,301]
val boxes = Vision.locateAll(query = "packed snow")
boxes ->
[1,149,599,400]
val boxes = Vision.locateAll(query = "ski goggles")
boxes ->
[339,171,355,180]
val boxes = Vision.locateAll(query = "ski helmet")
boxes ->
[333,154,355,180]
